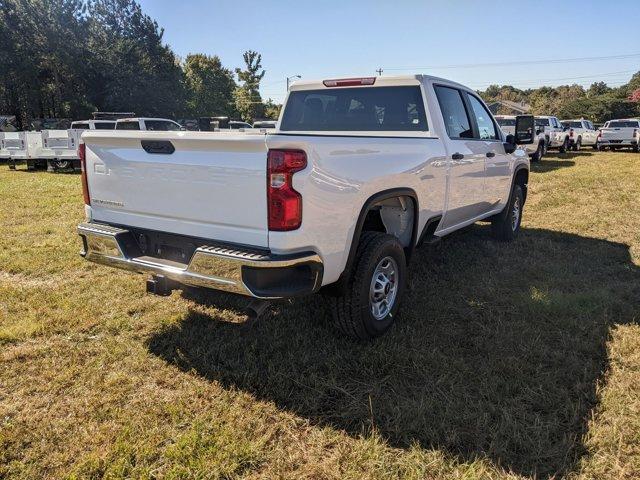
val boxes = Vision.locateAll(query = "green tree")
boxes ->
[587,81,611,97]
[183,54,236,117]
[263,98,281,120]
[234,50,265,122]
[84,0,185,117]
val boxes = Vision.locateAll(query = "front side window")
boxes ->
[467,94,498,140]
[280,86,428,132]
[434,86,472,139]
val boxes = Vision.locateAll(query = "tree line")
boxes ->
[0,0,281,129]
[479,74,640,123]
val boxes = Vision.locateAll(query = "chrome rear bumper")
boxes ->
[77,222,323,299]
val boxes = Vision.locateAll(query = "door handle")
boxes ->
[451,153,464,160]
[486,151,496,158]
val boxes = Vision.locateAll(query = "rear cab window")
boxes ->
[94,122,116,130]
[496,118,516,127]
[280,86,428,132]
[144,120,181,131]
[116,121,141,130]
[608,120,640,128]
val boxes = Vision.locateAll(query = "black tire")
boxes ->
[574,137,581,151]
[491,184,524,242]
[633,144,639,153]
[531,141,544,162]
[597,143,605,151]
[559,137,569,153]
[326,231,406,340]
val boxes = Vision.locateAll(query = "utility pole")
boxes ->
[376,68,383,76]
[286,75,301,91]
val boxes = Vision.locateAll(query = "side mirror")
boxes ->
[515,115,535,145]
[504,134,517,154]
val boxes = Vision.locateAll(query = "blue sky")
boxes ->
[138,0,640,103]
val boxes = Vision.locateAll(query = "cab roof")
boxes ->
[288,74,473,92]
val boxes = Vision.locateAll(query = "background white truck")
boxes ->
[598,119,640,152]
[77,75,533,340]
[535,116,570,153]
[496,115,546,161]
[560,119,599,150]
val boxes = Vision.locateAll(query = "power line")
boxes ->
[468,70,638,89]
[383,53,640,71]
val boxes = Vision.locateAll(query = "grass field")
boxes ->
[1,150,639,479]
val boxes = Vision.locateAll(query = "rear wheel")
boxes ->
[326,232,406,340]
[574,137,581,151]
[491,184,524,242]
[531,141,544,162]
[559,137,569,153]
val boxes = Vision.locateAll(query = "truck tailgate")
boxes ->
[601,128,635,141]
[83,131,269,247]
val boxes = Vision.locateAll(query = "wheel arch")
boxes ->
[321,187,419,296]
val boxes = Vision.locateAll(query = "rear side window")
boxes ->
[94,122,116,130]
[496,118,516,126]
[71,123,89,129]
[145,120,181,131]
[280,86,428,132]
[434,86,472,139]
[116,121,140,130]
[466,94,498,140]
[608,120,640,128]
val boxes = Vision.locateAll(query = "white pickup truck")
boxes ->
[535,116,570,153]
[77,75,533,339]
[560,119,599,151]
[496,115,546,162]
[598,119,640,152]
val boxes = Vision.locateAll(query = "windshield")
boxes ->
[496,118,516,126]
[535,118,550,127]
[281,86,428,132]
[607,120,640,128]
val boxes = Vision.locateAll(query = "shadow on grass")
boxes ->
[148,226,640,478]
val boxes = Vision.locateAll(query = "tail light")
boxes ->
[569,129,574,138]
[267,149,306,231]
[79,142,90,205]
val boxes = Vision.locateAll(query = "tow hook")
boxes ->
[146,275,173,296]
[245,299,271,320]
